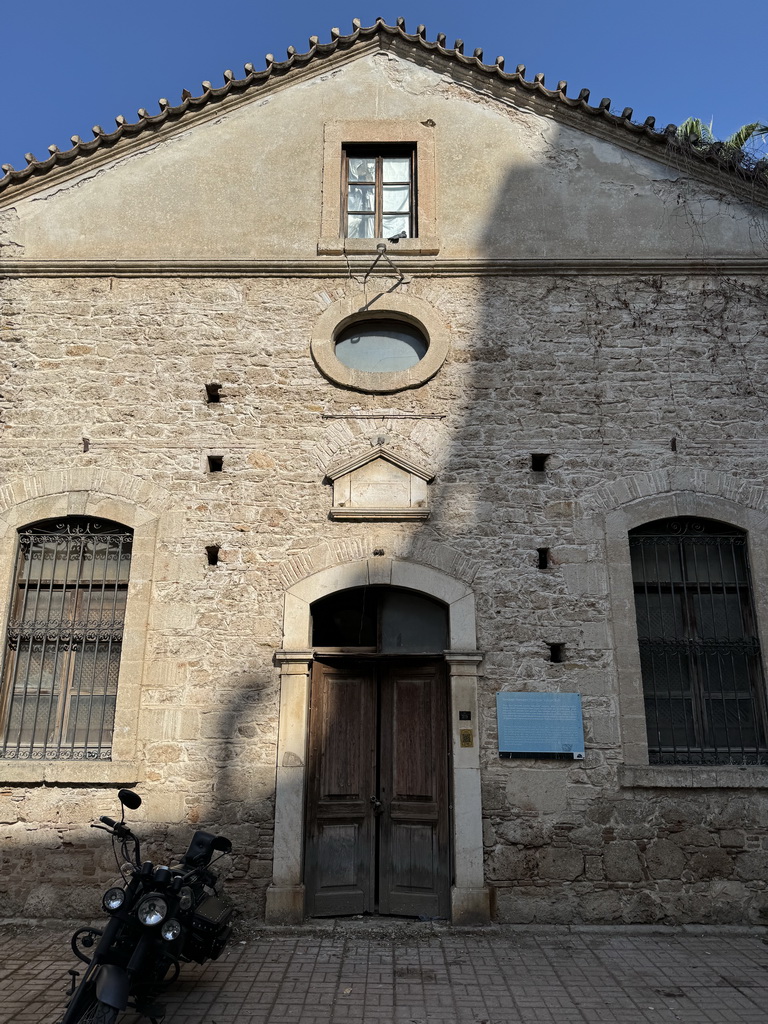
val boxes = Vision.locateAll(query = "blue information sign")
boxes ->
[496,692,585,759]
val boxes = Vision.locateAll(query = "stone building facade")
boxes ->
[1,20,768,926]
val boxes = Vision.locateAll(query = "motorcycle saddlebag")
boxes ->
[186,896,233,963]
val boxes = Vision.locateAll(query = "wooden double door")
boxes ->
[305,658,450,918]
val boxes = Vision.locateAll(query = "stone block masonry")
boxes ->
[1,266,768,924]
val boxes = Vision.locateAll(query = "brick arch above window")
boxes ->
[585,469,768,519]
[0,468,172,525]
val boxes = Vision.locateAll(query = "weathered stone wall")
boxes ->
[1,266,767,922]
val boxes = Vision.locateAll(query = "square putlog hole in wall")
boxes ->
[207,455,224,473]
[548,643,566,663]
[531,453,550,474]
[205,545,221,566]
[205,383,222,404]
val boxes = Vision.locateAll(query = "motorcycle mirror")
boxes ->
[118,789,142,810]
[212,836,232,854]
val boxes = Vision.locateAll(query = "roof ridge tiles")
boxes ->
[1,18,765,196]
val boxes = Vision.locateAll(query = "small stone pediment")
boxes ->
[327,447,432,520]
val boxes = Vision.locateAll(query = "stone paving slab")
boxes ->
[1,922,767,1024]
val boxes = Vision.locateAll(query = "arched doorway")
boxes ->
[305,587,450,917]
[266,556,489,926]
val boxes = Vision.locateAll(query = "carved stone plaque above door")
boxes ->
[327,446,432,520]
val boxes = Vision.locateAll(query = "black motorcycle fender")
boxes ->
[95,964,130,1010]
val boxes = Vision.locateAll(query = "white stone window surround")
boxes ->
[318,120,439,256]
[266,556,490,926]
[0,475,161,785]
[605,489,768,785]
[311,292,449,394]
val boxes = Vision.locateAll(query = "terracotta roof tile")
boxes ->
[1,17,765,196]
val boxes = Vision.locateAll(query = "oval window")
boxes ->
[334,319,428,373]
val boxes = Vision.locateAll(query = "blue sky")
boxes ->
[2,1,767,172]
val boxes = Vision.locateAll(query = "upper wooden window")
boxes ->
[342,145,416,240]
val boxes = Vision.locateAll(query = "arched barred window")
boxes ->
[630,517,768,765]
[0,517,133,760]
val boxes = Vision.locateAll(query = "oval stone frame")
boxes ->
[311,293,449,393]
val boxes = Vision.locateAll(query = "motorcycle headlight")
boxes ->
[161,919,182,941]
[179,886,194,912]
[102,887,126,912]
[137,895,168,926]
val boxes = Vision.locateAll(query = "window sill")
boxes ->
[0,760,142,785]
[619,765,768,789]
[317,236,440,256]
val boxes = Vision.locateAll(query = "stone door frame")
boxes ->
[265,556,490,925]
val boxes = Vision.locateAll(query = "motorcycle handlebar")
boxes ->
[95,816,136,843]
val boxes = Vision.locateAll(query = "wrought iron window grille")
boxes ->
[0,517,133,761]
[630,517,768,766]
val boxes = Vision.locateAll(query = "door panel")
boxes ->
[304,662,376,916]
[379,663,450,918]
[305,658,449,918]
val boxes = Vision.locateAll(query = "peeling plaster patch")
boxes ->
[0,207,23,254]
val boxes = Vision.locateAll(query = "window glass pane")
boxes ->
[700,651,755,697]
[382,157,411,182]
[639,647,691,695]
[380,591,447,654]
[65,645,120,748]
[335,320,428,373]
[311,588,377,647]
[634,591,684,638]
[630,538,682,583]
[381,215,410,239]
[347,214,374,239]
[5,643,60,748]
[645,695,695,752]
[382,185,410,213]
[347,157,375,182]
[691,593,746,639]
[684,538,746,583]
[348,184,375,212]
[707,694,760,751]
[311,587,447,653]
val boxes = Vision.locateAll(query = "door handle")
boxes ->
[370,796,383,815]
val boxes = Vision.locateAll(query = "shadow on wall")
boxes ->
[186,116,768,926]
[7,109,768,926]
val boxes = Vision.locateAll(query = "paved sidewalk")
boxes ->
[1,921,767,1024]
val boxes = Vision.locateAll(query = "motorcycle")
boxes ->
[59,788,233,1024]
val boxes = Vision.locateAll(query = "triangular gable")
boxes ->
[2,18,766,207]
[327,446,434,483]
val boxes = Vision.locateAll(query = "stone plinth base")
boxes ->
[265,884,305,924]
[451,885,491,925]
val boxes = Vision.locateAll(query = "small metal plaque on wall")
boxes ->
[496,692,585,759]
